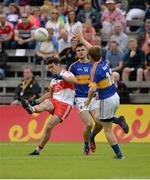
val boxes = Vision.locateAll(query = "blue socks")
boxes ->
[111,144,123,159]
[111,117,121,124]
[90,132,95,141]
[84,141,89,150]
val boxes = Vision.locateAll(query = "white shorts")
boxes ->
[75,97,99,112]
[96,93,120,120]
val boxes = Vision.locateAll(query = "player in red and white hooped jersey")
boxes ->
[21,57,77,155]
[48,70,75,106]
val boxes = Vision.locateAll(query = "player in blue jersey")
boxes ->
[73,30,129,155]
[85,45,125,159]
[69,43,103,155]
[69,42,128,155]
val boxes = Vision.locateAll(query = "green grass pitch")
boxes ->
[0,142,150,179]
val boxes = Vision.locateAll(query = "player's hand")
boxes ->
[30,99,40,106]
[130,50,136,57]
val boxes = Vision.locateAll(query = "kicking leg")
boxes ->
[112,116,129,134]
[29,115,61,155]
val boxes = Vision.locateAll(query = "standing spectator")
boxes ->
[106,40,124,73]
[77,0,101,31]
[11,66,41,105]
[0,13,14,49]
[58,29,71,53]
[0,42,8,80]
[122,38,145,81]
[34,27,58,64]
[6,3,20,26]
[14,12,36,49]
[101,0,126,35]
[65,10,82,38]
[110,22,128,52]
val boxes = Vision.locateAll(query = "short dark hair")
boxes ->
[47,57,60,65]
[88,46,101,62]
[76,43,85,49]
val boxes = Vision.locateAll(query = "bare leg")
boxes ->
[29,115,61,155]
[137,68,143,82]
[101,122,117,145]
[34,99,54,113]
[39,115,60,148]
[144,69,150,81]
[79,111,93,154]
[122,68,131,81]
[80,111,93,142]
[101,121,123,159]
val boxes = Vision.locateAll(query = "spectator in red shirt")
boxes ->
[0,13,14,49]
[14,12,36,49]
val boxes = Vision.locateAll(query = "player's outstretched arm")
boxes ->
[84,86,96,107]
[73,28,92,50]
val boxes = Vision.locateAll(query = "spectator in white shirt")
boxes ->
[58,29,71,53]
[110,22,128,52]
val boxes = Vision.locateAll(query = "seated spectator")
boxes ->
[14,12,36,49]
[106,40,125,73]
[101,0,126,35]
[77,0,101,31]
[144,0,150,21]
[0,13,14,49]
[113,71,130,104]
[144,40,150,82]
[122,38,145,81]
[138,19,150,55]
[22,5,40,28]
[0,3,3,14]
[59,37,78,69]
[126,0,146,21]
[65,10,82,38]
[46,9,63,38]
[93,35,107,59]
[34,27,58,64]
[58,29,71,53]
[11,66,41,105]
[6,3,20,26]
[110,22,128,52]
[39,5,49,28]
[82,19,96,45]
[0,42,8,80]
[29,0,44,6]
[19,0,44,6]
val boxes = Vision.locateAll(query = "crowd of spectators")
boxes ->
[0,0,150,96]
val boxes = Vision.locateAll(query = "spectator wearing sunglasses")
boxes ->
[14,12,36,49]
